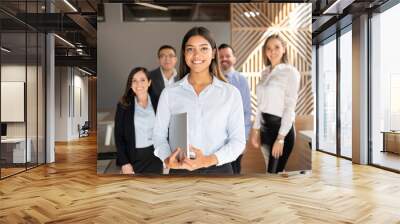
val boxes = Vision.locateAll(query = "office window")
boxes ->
[1,27,28,178]
[371,3,400,171]
[317,36,337,154]
[0,1,46,179]
[340,28,352,158]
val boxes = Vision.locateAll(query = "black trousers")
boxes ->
[132,145,163,174]
[169,163,233,175]
[230,154,243,174]
[260,113,295,173]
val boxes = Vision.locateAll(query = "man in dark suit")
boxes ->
[149,45,178,100]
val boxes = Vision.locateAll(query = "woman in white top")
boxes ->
[250,34,300,173]
[153,27,246,174]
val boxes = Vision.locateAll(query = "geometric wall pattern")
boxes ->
[231,3,313,116]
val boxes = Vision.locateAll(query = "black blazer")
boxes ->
[114,93,158,166]
[149,67,179,100]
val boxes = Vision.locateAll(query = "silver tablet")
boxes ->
[169,112,190,159]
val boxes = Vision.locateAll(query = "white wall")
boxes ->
[55,66,68,141]
[1,63,46,163]
[97,3,231,111]
[72,73,89,138]
[55,67,89,141]
[1,65,26,81]
[1,65,34,137]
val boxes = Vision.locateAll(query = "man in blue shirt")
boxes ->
[218,44,252,174]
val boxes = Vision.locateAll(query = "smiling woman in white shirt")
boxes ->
[250,34,301,174]
[153,26,246,174]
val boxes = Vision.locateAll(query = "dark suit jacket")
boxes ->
[149,67,179,100]
[114,93,158,166]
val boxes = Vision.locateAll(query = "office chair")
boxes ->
[79,121,90,138]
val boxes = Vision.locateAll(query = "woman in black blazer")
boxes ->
[114,67,163,174]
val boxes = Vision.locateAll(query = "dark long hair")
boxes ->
[262,34,288,66]
[119,67,151,107]
[178,26,226,82]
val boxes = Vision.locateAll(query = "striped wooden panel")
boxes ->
[232,3,313,116]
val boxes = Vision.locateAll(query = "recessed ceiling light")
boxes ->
[323,0,354,14]
[54,34,75,48]
[1,47,11,53]
[78,67,92,76]
[63,0,78,12]
[135,3,168,11]
[243,11,260,18]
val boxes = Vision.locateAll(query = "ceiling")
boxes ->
[122,3,230,21]
[0,0,97,74]
[0,0,395,75]
[311,0,390,43]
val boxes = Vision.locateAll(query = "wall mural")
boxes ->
[231,3,313,116]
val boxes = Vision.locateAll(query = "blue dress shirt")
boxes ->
[134,95,156,148]
[153,74,246,166]
[225,69,252,140]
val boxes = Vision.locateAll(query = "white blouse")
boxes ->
[253,63,300,136]
[134,95,155,148]
[153,74,246,166]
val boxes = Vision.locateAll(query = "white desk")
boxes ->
[298,130,314,143]
[1,138,31,163]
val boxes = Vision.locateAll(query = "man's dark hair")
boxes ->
[218,43,235,54]
[157,45,176,57]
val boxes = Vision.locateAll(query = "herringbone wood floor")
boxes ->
[1,135,400,223]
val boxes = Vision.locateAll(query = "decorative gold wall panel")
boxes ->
[231,3,313,116]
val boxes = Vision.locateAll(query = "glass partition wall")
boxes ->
[317,35,337,155]
[339,27,352,159]
[0,1,46,179]
[370,2,400,171]
[316,26,353,159]
[316,0,400,172]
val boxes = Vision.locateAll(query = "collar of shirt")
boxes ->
[225,69,243,84]
[160,68,177,83]
[134,94,152,110]
[178,73,224,94]
[262,63,287,76]
[223,67,235,76]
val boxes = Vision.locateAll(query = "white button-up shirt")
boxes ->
[134,95,156,148]
[253,64,300,136]
[160,68,178,88]
[153,74,246,166]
